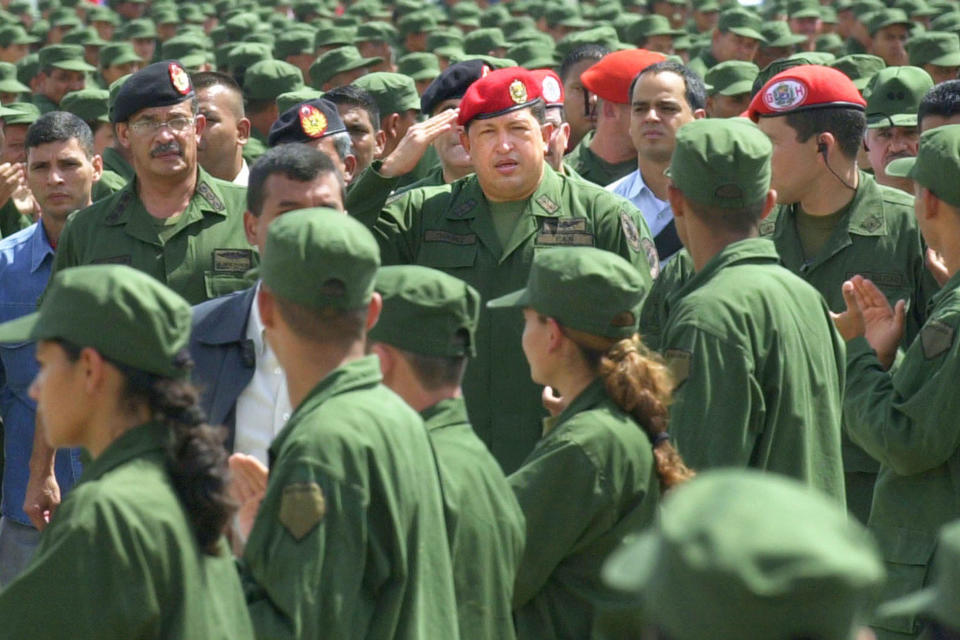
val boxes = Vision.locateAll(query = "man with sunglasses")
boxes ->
[49,61,255,305]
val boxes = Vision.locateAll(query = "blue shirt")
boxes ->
[0,222,83,526]
[607,169,673,238]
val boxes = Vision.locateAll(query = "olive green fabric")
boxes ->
[421,397,525,640]
[509,376,660,639]
[603,470,885,640]
[831,54,887,92]
[100,146,134,182]
[638,248,695,352]
[51,169,256,305]
[865,66,933,129]
[716,7,765,41]
[242,59,304,103]
[352,72,420,117]
[868,8,912,35]
[0,61,28,95]
[908,31,960,67]
[703,60,758,96]
[99,42,142,69]
[59,88,109,123]
[238,356,460,639]
[37,43,95,72]
[396,52,440,81]
[309,46,381,88]
[760,171,938,522]
[349,164,657,472]
[565,131,637,188]
[661,238,846,504]
[0,422,255,639]
[887,124,960,208]
[0,199,30,238]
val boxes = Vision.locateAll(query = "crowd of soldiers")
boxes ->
[0,0,956,638]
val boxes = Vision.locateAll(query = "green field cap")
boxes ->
[243,59,304,102]
[62,26,107,47]
[275,29,316,59]
[0,265,192,379]
[820,5,838,23]
[120,18,158,40]
[38,44,95,72]
[760,20,807,48]
[896,0,938,17]
[487,247,646,340]
[887,125,960,207]
[16,53,37,88]
[396,52,440,81]
[260,208,380,311]
[397,11,436,37]
[160,35,209,65]
[717,7,766,41]
[908,31,960,67]
[87,6,120,25]
[666,118,771,209]
[0,24,37,47]
[463,27,509,55]
[830,53,886,91]
[868,8,911,35]
[629,15,686,43]
[369,265,480,358]
[427,29,464,51]
[276,87,325,113]
[931,11,960,34]
[352,71,420,115]
[704,60,758,96]
[865,65,933,128]
[852,0,885,18]
[3,101,39,125]
[0,62,28,94]
[60,88,109,123]
[313,25,353,50]
[602,469,885,640]
[227,42,273,71]
[507,41,556,70]
[310,46,381,88]
[355,21,397,44]
[816,33,846,55]
[788,0,821,19]
[878,519,960,630]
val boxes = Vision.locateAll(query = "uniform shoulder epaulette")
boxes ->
[196,181,226,212]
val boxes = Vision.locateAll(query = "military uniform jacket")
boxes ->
[0,421,255,640]
[101,147,134,182]
[843,269,960,637]
[661,238,847,503]
[687,50,718,78]
[761,172,937,478]
[345,159,449,225]
[638,248,695,352]
[31,93,58,114]
[238,356,460,640]
[564,131,636,188]
[508,378,660,639]
[422,397,525,640]
[357,164,658,472]
[52,168,256,305]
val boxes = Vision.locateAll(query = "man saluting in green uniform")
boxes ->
[356,66,659,473]
[50,61,255,305]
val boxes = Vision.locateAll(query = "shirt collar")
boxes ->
[635,169,668,208]
[233,160,250,186]
[29,221,55,274]
[246,280,266,357]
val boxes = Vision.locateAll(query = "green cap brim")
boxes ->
[884,155,916,177]
[0,311,39,344]
[727,27,765,42]
[867,113,919,128]
[601,531,657,593]
[927,52,960,66]
[106,52,144,66]
[791,9,822,18]
[486,287,531,309]
[521,57,557,69]
[0,80,29,93]
[52,60,97,72]
[717,79,754,95]
[408,70,439,80]
[767,34,809,47]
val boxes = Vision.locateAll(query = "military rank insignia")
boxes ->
[169,62,191,95]
[509,79,528,104]
[300,104,328,138]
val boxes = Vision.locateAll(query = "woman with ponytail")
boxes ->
[488,247,694,639]
[0,265,253,640]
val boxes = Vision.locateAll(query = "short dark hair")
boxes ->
[246,142,345,215]
[324,84,381,130]
[190,71,245,118]
[686,194,767,234]
[398,348,468,390]
[918,80,960,126]
[632,60,707,112]
[274,295,368,344]
[559,44,609,83]
[782,107,866,159]
[25,111,94,157]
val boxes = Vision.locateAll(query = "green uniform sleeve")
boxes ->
[344,161,401,228]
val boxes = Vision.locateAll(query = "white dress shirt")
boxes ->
[607,168,674,238]
[232,160,250,187]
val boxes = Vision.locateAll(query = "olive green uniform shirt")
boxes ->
[239,356,460,640]
[31,93,59,114]
[422,397,525,640]
[687,50,718,78]
[638,249,695,352]
[509,378,660,639]
[92,169,128,202]
[843,269,960,639]
[353,165,659,472]
[0,198,30,238]
[243,129,268,164]
[661,238,847,503]
[0,421,255,640]
[101,147,134,182]
[564,131,636,188]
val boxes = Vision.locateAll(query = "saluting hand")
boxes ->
[0,162,23,208]
[834,275,905,370]
[228,452,268,554]
[379,109,461,178]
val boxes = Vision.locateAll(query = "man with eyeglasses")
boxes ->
[50,61,256,305]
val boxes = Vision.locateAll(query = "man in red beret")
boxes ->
[749,64,938,525]
[531,68,574,177]
[565,48,666,187]
[352,66,659,474]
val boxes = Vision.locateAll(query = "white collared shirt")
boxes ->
[607,169,674,239]
[232,160,250,187]
[234,282,293,464]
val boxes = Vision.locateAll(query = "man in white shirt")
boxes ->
[193,71,251,186]
[607,60,706,263]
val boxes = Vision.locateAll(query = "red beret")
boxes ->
[747,65,866,122]
[458,67,543,126]
[531,69,564,107]
[580,49,667,104]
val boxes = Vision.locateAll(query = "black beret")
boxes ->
[267,98,347,147]
[110,60,195,123]
[420,59,490,116]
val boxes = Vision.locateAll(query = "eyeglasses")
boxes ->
[127,116,195,135]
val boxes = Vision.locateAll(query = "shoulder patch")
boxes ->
[641,237,660,279]
[860,214,882,233]
[450,199,477,219]
[279,482,325,541]
[920,320,955,360]
[535,194,559,214]
[619,210,642,252]
[196,182,225,212]
[758,218,776,237]
[664,348,691,386]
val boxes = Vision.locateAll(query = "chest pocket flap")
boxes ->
[419,229,478,269]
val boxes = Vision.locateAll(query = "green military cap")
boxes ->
[674,35,694,52]
[545,4,590,28]
[830,53,886,91]
[275,29,316,59]
[0,265,192,380]
[692,0,721,11]
[449,52,517,69]
[310,46,381,88]
[816,33,847,56]
[666,118,771,210]
[820,5,838,24]
[276,87,325,113]
[107,74,130,121]
[4,102,40,126]
[223,11,260,41]
[119,18,158,40]
[852,0,885,16]
[704,60,758,96]
[717,7,766,41]
[506,41,557,70]
[463,27,509,55]
[313,26,354,50]
[0,61,29,94]
[628,15,686,43]
[930,12,960,34]
[179,4,207,24]
[333,15,361,28]
[501,15,537,38]
[243,31,275,47]
[51,13,81,31]
[38,44,95,73]
[908,31,960,67]
[15,53,37,88]
[396,52,441,82]
[878,519,960,630]
[6,0,31,14]
[86,5,120,25]
[160,33,210,59]
[479,3,509,28]
[787,0,821,19]
[62,26,107,47]
[397,11,437,38]
[887,125,960,207]
[260,209,380,311]
[510,29,556,50]
[352,71,420,115]
[488,246,646,340]
[602,470,885,640]
[868,8,912,35]
[591,3,622,23]
[786,49,836,64]
[435,46,467,62]
[613,14,643,42]
[760,20,807,47]
[555,25,621,59]
[355,21,397,44]
[60,88,110,123]
[151,7,179,26]
[427,29,464,51]
[0,24,37,47]
[244,59,304,102]
[451,2,481,27]
[228,42,273,72]
[369,265,480,358]
[28,20,50,42]
[895,0,938,17]
[865,66,933,128]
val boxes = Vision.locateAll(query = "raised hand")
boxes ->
[379,109,461,178]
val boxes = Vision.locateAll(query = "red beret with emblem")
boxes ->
[531,69,564,108]
[457,67,543,127]
[747,65,866,122]
[580,49,667,105]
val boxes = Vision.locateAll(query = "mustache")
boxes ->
[150,141,182,157]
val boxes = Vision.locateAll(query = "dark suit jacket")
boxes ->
[189,286,257,452]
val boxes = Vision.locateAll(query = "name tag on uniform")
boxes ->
[91,254,132,265]
[844,271,906,289]
[423,230,477,245]
[212,249,254,274]
[536,218,594,246]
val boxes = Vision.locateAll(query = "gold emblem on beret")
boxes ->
[168,63,191,96]
[509,79,527,105]
[299,105,328,139]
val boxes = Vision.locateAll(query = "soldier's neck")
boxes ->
[137,169,199,219]
[285,341,368,410]
[589,120,636,165]
[799,166,858,217]
[637,157,670,201]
